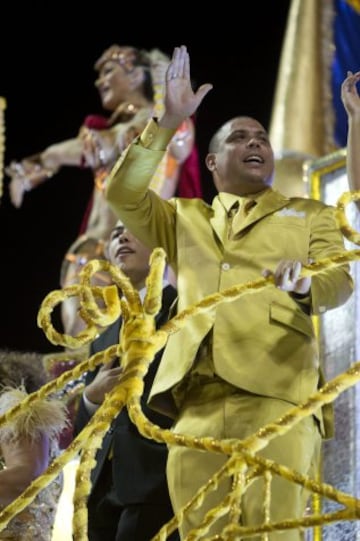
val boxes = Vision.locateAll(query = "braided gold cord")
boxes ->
[2,192,360,538]
[128,356,360,540]
[0,345,119,431]
[37,284,100,348]
[263,470,272,537]
[73,292,170,539]
[144,247,167,316]
[229,464,246,526]
[42,346,90,374]
[160,245,360,339]
[79,258,141,321]
[73,378,128,538]
[0,344,120,533]
[335,190,360,245]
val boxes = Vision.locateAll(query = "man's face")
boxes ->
[206,117,275,196]
[107,222,151,288]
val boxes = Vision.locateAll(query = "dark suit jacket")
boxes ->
[74,284,177,504]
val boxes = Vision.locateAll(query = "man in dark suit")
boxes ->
[74,220,178,541]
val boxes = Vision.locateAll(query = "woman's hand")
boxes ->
[341,70,360,118]
[6,160,29,207]
[6,159,51,208]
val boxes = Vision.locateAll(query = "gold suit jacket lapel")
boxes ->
[232,190,291,235]
[210,196,228,246]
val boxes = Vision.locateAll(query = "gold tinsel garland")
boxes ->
[0,97,6,203]
[1,192,360,539]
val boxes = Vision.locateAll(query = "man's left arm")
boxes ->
[308,204,354,314]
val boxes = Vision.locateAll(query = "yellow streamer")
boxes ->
[2,191,360,539]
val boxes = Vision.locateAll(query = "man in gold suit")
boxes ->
[105,45,354,540]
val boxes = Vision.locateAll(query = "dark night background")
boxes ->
[0,2,291,353]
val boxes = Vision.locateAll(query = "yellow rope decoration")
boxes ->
[2,190,360,539]
[0,97,6,203]
[335,190,360,245]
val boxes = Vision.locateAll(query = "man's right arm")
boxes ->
[74,360,123,436]
[106,119,177,216]
[106,45,212,217]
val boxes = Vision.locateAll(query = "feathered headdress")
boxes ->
[94,44,170,118]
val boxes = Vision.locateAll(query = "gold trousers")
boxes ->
[167,382,321,540]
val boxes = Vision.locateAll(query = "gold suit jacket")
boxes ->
[106,119,354,437]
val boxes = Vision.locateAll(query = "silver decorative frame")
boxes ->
[304,149,360,540]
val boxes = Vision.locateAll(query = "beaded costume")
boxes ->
[0,388,68,540]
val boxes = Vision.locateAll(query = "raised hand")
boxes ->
[342,70,360,196]
[160,45,213,129]
[6,159,47,208]
[341,70,360,117]
[5,162,28,208]
[6,155,57,208]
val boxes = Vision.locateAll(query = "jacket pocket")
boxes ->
[270,301,314,337]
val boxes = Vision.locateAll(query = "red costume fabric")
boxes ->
[78,113,203,235]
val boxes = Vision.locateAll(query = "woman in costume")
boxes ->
[6,44,201,336]
[0,349,68,540]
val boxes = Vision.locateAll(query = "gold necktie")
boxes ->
[230,198,256,237]
[227,201,239,239]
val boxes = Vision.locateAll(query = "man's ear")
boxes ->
[205,153,216,172]
[128,66,145,90]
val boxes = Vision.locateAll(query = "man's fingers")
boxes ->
[99,357,118,371]
[196,84,213,103]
